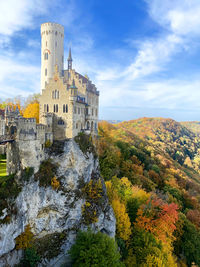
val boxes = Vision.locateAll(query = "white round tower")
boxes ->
[41,22,64,91]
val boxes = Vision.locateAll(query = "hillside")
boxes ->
[113,117,200,170]
[181,121,200,136]
[98,118,200,266]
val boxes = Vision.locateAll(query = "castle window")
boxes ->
[66,104,68,113]
[91,121,94,131]
[86,108,88,115]
[58,119,64,125]
[86,121,90,130]
[63,104,65,113]
[54,104,55,113]
[47,104,49,112]
[44,53,48,60]
[76,123,78,129]
[44,104,46,112]
[56,104,58,113]
[45,68,47,76]
[55,90,57,99]
[57,91,59,99]
[52,91,55,99]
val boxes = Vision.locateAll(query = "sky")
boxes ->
[1,0,200,121]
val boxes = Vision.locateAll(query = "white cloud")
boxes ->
[146,0,200,36]
[0,52,40,99]
[0,0,49,36]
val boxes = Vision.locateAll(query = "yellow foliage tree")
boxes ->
[15,224,34,250]
[111,197,132,241]
[23,102,39,123]
[51,176,60,190]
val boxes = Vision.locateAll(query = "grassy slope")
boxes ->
[0,157,7,178]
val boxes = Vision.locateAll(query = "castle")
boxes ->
[0,22,99,174]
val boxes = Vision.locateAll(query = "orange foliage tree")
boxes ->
[135,198,179,244]
[23,102,39,123]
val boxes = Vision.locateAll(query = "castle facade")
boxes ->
[0,22,99,174]
[39,22,99,140]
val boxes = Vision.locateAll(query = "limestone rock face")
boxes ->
[0,139,116,267]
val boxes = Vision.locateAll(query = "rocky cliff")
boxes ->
[0,137,116,267]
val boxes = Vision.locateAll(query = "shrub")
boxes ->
[45,140,52,148]
[51,176,60,190]
[15,225,34,250]
[17,248,40,267]
[34,159,58,187]
[69,230,124,267]
[81,178,103,224]
[74,133,97,157]
[33,232,66,260]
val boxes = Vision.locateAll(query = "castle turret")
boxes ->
[41,22,64,91]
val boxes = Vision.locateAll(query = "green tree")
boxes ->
[17,248,40,267]
[174,214,200,266]
[69,230,124,267]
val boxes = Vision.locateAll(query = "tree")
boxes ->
[69,230,124,267]
[15,225,34,250]
[135,198,179,245]
[174,214,200,266]
[23,102,39,123]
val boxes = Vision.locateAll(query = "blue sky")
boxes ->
[1,0,200,121]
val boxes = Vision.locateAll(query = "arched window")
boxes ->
[44,104,46,112]
[76,123,78,129]
[56,104,58,113]
[52,91,55,99]
[47,104,49,112]
[58,119,64,125]
[87,121,90,130]
[66,104,68,113]
[55,90,57,99]
[63,104,65,113]
[91,121,94,130]
[57,91,59,99]
[54,104,55,113]
[78,107,80,114]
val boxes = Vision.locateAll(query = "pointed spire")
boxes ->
[68,47,73,70]
[68,47,72,61]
